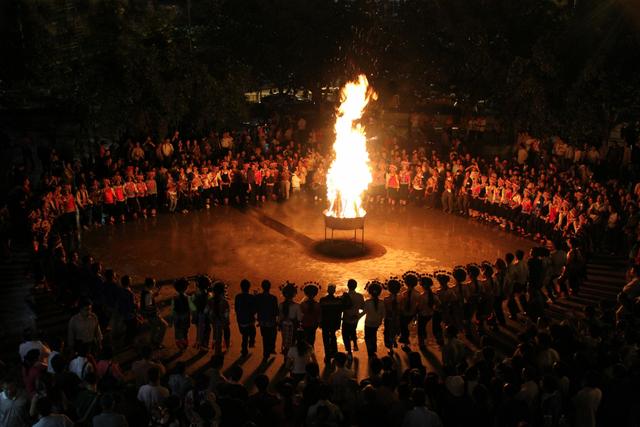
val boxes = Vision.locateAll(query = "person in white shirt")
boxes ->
[286,336,316,382]
[363,280,385,358]
[68,343,95,380]
[18,329,50,363]
[32,397,73,427]
[137,367,169,411]
[402,388,442,427]
[0,379,30,427]
[573,371,602,427]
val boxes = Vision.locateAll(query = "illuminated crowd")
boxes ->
[1,117,640,427]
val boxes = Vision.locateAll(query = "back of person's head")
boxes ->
[318,383,332,400]
[100,393,116,411]
[411,387,427,407]
[148,367,160,384]
[261,280,271,292]
[84,372,98,386]
[211,354,225,370]
[35,396,53,417]
[174,277,189,293]
[22,327,35,342]
[505,253,515,264]
[446,325,459,338]
[24,348,41,367]
[50,353,65,374]
[228,365,243,383]
[408,352,423,369]
[144,277,155,289]
[99,346,113,361]
[515,249,524,260]
[255,374,269,392]
[362,384,376,404]
[174,361,186,375]
[140,345,152,360]
[121,275,131,288]
[347,279,357,290]
[305,362,320,378]
[240,279,251,293]
[334,352,347,368]
[105,269,115,281]
[369,356,383,376]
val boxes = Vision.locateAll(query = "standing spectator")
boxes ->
[234,279,257,357]
[341,279,365,361]
[137,367,169,412]
[32,397,73,427]
[167,361,193,400]
[131,346,166,388]
[0,379,30,427]
[67,299,103,353]
[572,371,602,427]
[93,393,129,427]
[319,284,343,363]
[255,280,279,360]
[401,388,442,427]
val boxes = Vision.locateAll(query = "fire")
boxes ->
[325,75,375,218]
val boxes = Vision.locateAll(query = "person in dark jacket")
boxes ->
[319,284,344,363]
[172,278,191,351]
[234,279,257,356]
[255,280,278,360]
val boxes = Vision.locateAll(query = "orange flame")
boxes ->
[325,75,375,218]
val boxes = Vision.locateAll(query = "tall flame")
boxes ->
[325,75,374,218]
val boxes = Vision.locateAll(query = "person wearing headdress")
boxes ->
[208,281,230,355]
[417,274,440,348]
[279,282,302,357]
[434,271,454,345]
[235,279,256,357]
[190,275,211,350]
[255,280,279,360]
[363,280,385,358]
[319,284,344,363]
[399,271,421,351]
[172,278,191,351]
[383,277,402,355]
[452,266,473,336]
[467,264,492,335]
[300,282,322,347]
[341,279,365,360]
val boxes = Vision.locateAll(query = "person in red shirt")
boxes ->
[61,185,77,233]
[112,176,127,222]
[102,179,116,224]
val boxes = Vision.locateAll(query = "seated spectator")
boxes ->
[167,361,192,399]
[68,342,96,381]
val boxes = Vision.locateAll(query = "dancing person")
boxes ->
[383,277,403,355]
[301,282,321,347]
[286,334,316,384]
[191,275,211,351]
[341,279,365,361]
[235,279,257,357]
[399,271,421,351]
[279,282,302,357]
[208,281,230,354]
[363,280,385,358]
[417,274,440,348]
[255,279,278,360]
[319,284,343,363]
[171,278,191,351]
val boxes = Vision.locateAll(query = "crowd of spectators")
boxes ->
[1,114,640,427]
